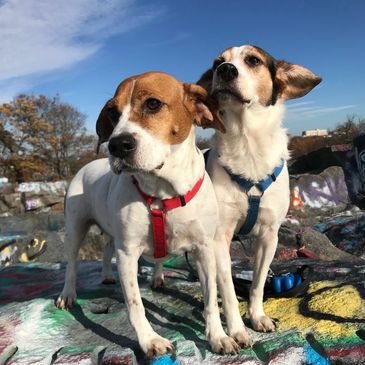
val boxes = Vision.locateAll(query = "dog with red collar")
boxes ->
[55,72,241,356]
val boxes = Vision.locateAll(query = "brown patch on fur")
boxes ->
[221,47,235,62]
[241,46,274,105]
[96,77,136,150]
[97,72,225,147]
[127,73,194,145]
[252,68,273,105]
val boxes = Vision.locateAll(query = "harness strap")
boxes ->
[132,174,205,258]
[238,195,261,235]
[223,160,285,235]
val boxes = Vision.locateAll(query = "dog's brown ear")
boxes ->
[276,61,322,100]
[96,100,114,154]
[183,83,225,133]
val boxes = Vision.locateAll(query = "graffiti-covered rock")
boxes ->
[298,227,361,262]
[290,166,349,214]
[314,210,365,259]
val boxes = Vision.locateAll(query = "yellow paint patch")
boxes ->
[239,300,248,316]
[308,285,361,317]
[307,280,338,293]
[243,281,365,339]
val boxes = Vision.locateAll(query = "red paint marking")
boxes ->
[0,273,29,280]
[0,317,21,353]
[0,282,52,303]
[23,283,52,298]
[327,344,365,358]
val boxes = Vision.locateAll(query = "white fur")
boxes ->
[110,102,171,175]
[56,75,240,355]
[207,45,293,338]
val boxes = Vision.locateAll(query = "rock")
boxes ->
[100,347,138,365]
[175,340,203,364]
[40,194,64,206]
[2,193,22,209]
[298,227,361,262]
[290,166,349,214]
[314,210,365,259]
[0,183,14,194]
[0,199,9,214]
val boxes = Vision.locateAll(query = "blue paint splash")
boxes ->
[304,344,330,365]
[150,354,179,365]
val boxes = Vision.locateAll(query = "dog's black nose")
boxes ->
[217,63,238,82]
[108,134,137,158]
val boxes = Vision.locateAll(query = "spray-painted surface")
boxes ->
[290,167,349,211]
[1,260,365,364]
[314,210,365,259]
[17,181,67,195]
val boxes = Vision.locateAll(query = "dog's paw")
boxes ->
[55,290,77,310]
[251,315,276,332]
[151,276,164,289]
[145,336,174,357]
[229,328,252,348]
[210,336,240,355]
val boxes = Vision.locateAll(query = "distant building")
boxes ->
[302,129,328,137]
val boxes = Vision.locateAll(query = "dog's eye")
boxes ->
[245,56,262,67]
[213,58,224,70]
[107,107,120,126]
[144,98,162,113]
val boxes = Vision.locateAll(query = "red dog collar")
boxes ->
[132,175,205,258]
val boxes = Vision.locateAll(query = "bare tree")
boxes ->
[0,94,96,182]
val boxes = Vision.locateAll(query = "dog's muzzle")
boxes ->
[108,134,137,159]
[216,63,238,82]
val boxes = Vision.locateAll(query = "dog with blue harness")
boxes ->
[197,45,321,346]
[205,149,285,235]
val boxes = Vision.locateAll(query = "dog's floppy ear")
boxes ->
[183,83,225,133]
[197,68,214,95]
[96,100,114,154]
[276,61,322,100]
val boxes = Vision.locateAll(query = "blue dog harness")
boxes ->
[204,149,284,235]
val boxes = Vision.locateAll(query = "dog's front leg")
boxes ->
[194,245,240,354]
[213,235,252,348]
[102,239,116,284]
[249,225,279,332]
[115,247,173,356]
[151,262,164,289]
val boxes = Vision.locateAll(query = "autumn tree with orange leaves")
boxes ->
[0,94,97,182]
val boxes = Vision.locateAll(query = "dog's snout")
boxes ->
[108,134,137,158]
[217,63,238,82]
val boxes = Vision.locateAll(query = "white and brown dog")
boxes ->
[55,72,241,355]
[198,45,321,343]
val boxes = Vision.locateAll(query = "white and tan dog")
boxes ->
[198,45,321,343]
[55,72,241,355]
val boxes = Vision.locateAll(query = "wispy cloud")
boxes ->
[0,0,160,100]
[286,101,357,119]
[144,32,191,47]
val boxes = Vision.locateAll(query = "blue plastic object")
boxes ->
[150,354,179,365]
[272,273,302,293]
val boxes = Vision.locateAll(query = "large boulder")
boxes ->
[298,227,362,262]
[314,210,365,259]
[290,166,349,214]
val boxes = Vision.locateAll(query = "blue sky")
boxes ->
[0,0,364,137]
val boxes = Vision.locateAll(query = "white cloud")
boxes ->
[286,101,356,119]
[0,0,159,99]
